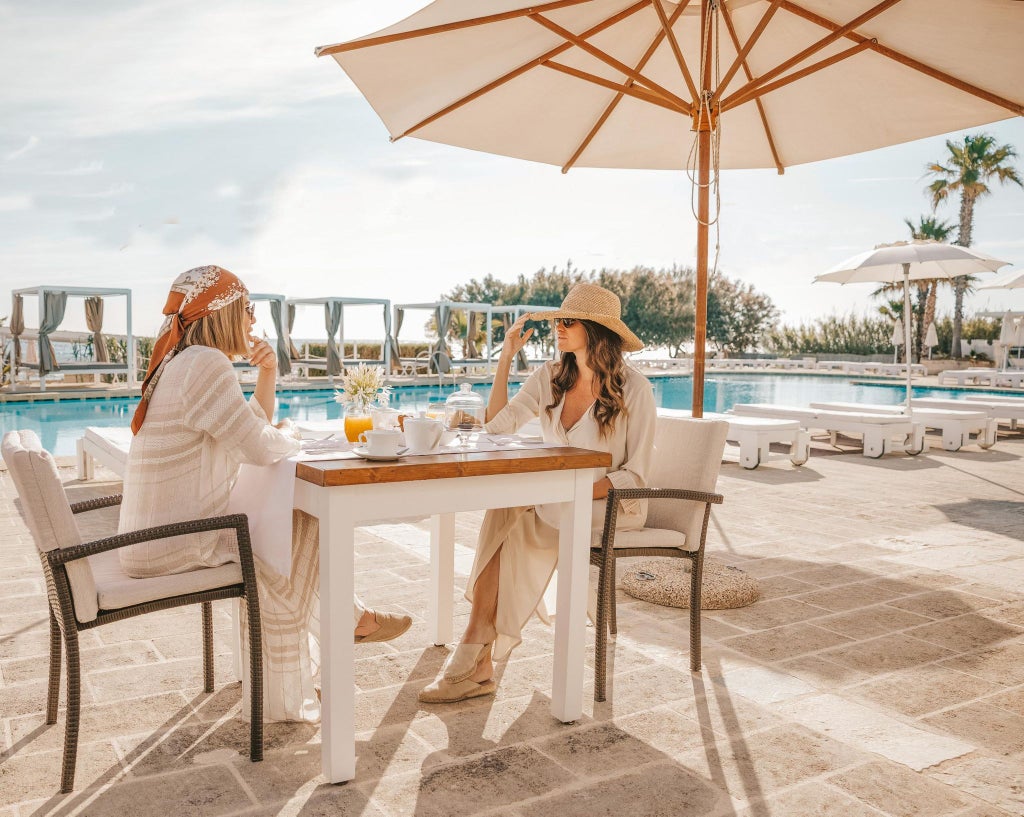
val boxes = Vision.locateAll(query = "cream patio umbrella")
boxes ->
[889,316,904,364]
[924,320,938,359]
[316,0,1024,415]
[815,240,1010,411]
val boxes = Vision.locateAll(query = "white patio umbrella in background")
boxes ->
[316,1,1024,415]
[889,317,904,364]
[978,268,1024,292]
[924,321,938,359]
[816,240,1010,411]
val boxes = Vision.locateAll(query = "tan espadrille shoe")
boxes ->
[353,610,412,644]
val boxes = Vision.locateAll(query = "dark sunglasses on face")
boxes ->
[554,317,577,328]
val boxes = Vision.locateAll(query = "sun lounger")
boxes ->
[937,368,998,387]
[913,397,1024,432]
[809,401,995,451]
[659,408,809,469]
[992,371,1024,388]
[730,403,925,458]
[77,426,132,480]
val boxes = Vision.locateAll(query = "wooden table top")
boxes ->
[295,446,611,487]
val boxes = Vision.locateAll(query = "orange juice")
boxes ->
[344,413,374,443]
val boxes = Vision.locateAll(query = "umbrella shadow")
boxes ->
[934,499,1024,541]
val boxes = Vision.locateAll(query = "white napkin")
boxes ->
[227,458,299,578]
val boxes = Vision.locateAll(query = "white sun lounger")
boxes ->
[730,404,925,458]
[937,368,999,387]
[809,401,996,451]
[913,397,1024,432]
[77,426,132,480]
[659,408,809,469]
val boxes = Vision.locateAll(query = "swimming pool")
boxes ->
[0,375,1012,457]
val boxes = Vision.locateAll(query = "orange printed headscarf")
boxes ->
[131,265,248,434]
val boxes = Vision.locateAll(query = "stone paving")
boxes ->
[1,428,1023,816]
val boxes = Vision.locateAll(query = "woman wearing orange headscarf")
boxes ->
[119,266,410,722]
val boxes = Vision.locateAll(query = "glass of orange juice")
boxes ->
[344,406,374,442]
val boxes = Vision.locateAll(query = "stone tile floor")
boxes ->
[1,429,1023,816]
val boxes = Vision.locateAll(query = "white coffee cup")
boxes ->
[357,429,402,456]
[403,416,444,453]
[371,407,400,430]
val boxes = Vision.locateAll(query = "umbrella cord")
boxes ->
[687,0,722,281]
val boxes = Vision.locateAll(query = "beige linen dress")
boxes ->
[119,345,359,722]
[474,361,656,660]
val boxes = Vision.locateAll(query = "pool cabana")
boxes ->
[286,296,392,379]
[235,293,292,377]
[392,300,495,376]
[493,304,558,372]
[3,286,134,391]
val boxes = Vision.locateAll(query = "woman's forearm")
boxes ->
[486,352,514,421]
[592,476,611,501]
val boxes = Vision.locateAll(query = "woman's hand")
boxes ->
[248,335,278,373]
[502,315,534,359]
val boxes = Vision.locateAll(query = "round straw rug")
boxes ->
[621,558,760,610]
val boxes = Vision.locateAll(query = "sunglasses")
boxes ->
[554,318,578,328]
[244,302,255,319]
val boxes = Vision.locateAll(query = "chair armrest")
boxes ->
[70,494,123,514]
[606,487,724,505]
[48,513,253,567]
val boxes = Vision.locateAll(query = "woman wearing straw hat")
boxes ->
[121,266,411,723]
[420,282,655,703]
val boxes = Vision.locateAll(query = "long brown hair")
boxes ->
[546,320,627,436]
[178,298,250,357]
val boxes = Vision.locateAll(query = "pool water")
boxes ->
[0,375,1011,457]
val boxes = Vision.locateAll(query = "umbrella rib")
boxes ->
[651,0,698,102]
[391,0,652,140]
[719,1,784,174]
[776,0,1024,117]
[723,38,876,113]
[543,61,689,113]
[711,0,783,106]
[561,0,691,174]
[529,13,692,113]
[314,0,596,57]
[720,0,902,110]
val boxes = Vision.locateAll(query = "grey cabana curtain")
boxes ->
[286,304,300,359]
[9,294,23,371]
[465,311,479,358]
[431,303,452,373]
[326,301,342,376]
[268,299,291,376]
[84,296,109,362]
[38,291,68,374]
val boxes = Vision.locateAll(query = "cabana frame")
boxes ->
[392,300,495,376]
[286,296,392,379]
[5,286,134,392]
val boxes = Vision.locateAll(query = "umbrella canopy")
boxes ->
[978,268,1024,290]
[924,321,938,351]
[816,240,1010,409]
[317,0,1024,414]
[890,317,904,347]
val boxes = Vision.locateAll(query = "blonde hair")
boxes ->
[546,320,627,437]
[179,298,250,357]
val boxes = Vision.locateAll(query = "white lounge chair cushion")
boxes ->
[90,550,243,610]
[84,426,133,462]
[2,430,99,623]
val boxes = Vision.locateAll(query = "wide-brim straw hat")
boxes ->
[528,283,643,352]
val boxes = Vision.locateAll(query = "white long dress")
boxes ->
[472,361,656,660]
[118,345,363,722]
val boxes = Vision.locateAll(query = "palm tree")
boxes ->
[904,215,955,358]
[926,133,1022,357]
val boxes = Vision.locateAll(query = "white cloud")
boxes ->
[4,135,39,161]
[0,194,32,211]
[42,161,105,176]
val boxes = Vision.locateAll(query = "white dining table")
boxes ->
[290,445,609,784]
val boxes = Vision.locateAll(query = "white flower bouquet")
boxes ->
[333,364,392,410]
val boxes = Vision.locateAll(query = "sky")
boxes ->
[2,0,1023,343]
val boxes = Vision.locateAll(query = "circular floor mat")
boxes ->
[621,558,760,610]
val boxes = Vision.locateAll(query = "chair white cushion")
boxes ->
[2,430,99,623]
[608,527,691,551]
[89,550,243,611]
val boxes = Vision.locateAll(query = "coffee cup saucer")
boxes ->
[352,446,408,462]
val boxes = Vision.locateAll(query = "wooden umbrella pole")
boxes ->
[692,0,714,418]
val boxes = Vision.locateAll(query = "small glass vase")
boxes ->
[343,400,374,443]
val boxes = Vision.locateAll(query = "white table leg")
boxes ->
[429,513,456,646]
[551,468,593,723]
[319,491,356,784]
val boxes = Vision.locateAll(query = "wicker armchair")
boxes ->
[1,430,264,793]
[591,416,728,702]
